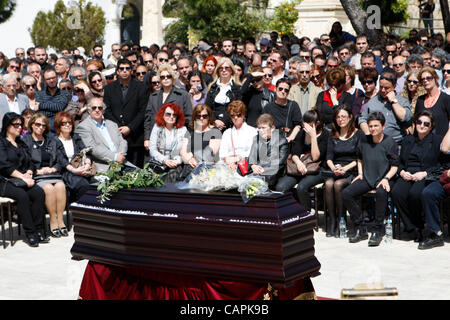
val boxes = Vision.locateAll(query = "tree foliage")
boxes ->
[269,0,302,37]
[163,0,269,44]
[0,0,15,23]
[29,0,106,53]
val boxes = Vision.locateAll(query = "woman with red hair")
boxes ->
[201,56,217,76]
[149,102,187,182]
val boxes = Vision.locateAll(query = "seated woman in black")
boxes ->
[275,109,329,212]
[22,113,68,238]
[391,110,443,242]
[315,67,352,128]
[179,104,222,179]
[0,112,47,247]
[323,105,363,237]
[248,113,289,188]
[264,78,302,143]
[53,111,93,204]
[342,112,399,247]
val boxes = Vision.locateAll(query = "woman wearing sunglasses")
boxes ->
[205,57,242,132]
[53,111,93,204]
[22,113,68,238]
[179,104,221,179]
[415,66,450,136]
[144,63,192,153]
[391,110,443,243]
[148,103,187,182]
[64,80,90,127]
[87,70,106,98]
[0,112,48,247]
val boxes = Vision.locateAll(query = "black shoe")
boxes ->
[349,227,368,243]
[37,231,50,243]
[50,229,61,238]
[326,216,337,237]
[368,232,383,247]
[26,234,39,247]
[418,233,444,250]
[414,229,424,243]
[60,227,69,237]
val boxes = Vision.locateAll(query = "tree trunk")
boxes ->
[339,0,383,45]
[440,0,450,35]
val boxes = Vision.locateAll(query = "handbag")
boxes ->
[286,154,321,176]
[7,178,28,188]
[231,130,249,176]
[70,147,97,176]
[147,159,169,174]
[34,173,63,181]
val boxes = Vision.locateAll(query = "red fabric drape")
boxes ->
[79,261,315,300]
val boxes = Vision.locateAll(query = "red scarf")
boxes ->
[323,90,342,107]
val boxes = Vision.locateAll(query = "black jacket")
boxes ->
[104,78,149,147]
[21,134,63,173]
[144,86,192,140]
[398,133,443,179]
[205,79,242,129]
[0,137,35,177]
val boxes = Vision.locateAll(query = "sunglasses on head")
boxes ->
[416,119,431,127]
[196,114,209,119]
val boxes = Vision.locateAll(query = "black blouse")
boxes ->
[264,100,302,130]
[326,129,363,168]
[0,137,34,177]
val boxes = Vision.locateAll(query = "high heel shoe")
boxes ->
[60,227,69,237]
[50,228,61,238]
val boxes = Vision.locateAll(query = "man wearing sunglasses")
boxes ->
[76,98,134,173]
[103,59,149,168]
[153,50,170,71]
[358,70,412,143]
[0,74,30,129]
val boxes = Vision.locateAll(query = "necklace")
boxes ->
[35,139,44,147]
[425,90,440,108]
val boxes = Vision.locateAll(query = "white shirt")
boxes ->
[6,95,20,114]
[219,122,257,159]
[214,79,232,105]
[59,137,74,159]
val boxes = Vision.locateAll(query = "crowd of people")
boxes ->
[0,21,449,250]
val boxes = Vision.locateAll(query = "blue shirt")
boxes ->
[90,116,117,161]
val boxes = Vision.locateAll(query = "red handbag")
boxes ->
[231,131,249,176]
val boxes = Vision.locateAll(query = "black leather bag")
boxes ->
[34,174,63,181]
[7,178,28,188]
[147,159,169,174]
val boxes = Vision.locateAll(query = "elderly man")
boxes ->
[15,48,25,61]
[76,97,135,173]
[107,43,122,68]
[392,55,407,93]
[0,74,29,128]
[288,61,322,115]
[69,66,87,83]
[55,57,71,85]
[36,68,72,132]
[27,62,43,91]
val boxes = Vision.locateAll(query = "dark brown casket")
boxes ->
[70,184,321,288]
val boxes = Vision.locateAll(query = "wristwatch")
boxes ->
[391,98,398,104]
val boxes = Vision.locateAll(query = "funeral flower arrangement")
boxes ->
[96,162,165,203]
[176,163,270,203]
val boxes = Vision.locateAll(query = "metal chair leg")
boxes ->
[1,204,5,249]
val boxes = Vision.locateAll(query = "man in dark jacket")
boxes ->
[104,59,149,168]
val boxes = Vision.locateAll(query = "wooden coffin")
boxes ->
[70,184,321,288]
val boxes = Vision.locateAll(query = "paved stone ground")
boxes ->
[1,214,449,300]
